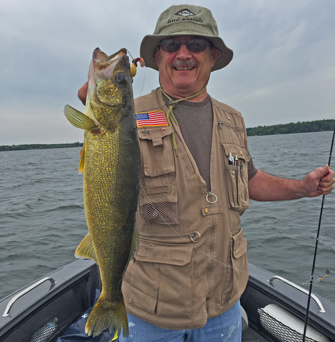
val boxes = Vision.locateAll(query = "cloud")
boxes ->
[1,0,334,144]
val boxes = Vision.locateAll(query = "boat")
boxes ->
[0,259,334,342]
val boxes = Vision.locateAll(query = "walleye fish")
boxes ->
[64,48,140,338]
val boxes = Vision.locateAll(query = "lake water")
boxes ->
[0,131,334,305]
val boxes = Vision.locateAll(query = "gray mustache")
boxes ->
[172,60,196,68]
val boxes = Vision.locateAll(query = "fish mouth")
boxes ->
[93,49,129,78]
[93,48,127,63]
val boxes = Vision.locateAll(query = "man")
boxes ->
[78,5,334,341]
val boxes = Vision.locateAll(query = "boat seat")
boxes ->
[258,304,330,342]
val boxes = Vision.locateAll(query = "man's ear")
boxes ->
[210,48,221,67]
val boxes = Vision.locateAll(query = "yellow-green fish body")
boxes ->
[64,48,140,338]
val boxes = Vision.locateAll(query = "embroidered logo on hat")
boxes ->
[175,9,195,17]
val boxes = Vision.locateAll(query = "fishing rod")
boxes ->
[302,127,335,342]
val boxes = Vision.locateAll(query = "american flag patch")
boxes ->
[135,111,168,127]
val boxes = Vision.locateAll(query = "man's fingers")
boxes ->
[320,167,334,180]
[319,176,335,187]
[320,182,335,191]
[305,166,334,197]
[320,188,334,196]
[318,180,335,194]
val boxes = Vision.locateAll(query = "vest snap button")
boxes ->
[204,208,209,214]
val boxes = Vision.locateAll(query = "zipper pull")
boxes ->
[206,192,218,203]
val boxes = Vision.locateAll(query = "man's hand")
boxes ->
[249,166,335,201]
[302,165,335,197]
[78,81,88,105]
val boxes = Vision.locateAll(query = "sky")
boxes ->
[1,0,334,145]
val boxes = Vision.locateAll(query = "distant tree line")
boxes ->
[1,119,334,151]
[246,119,335,136]
[0,142,83,152]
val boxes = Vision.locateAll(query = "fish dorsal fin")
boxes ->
[64,105,97,131]
[79,142,85,174]
[75,233,98,264]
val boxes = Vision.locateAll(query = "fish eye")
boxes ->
[116,72,126,83]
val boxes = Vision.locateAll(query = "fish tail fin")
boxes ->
[85,294,129,338]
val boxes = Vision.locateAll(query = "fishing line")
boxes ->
[138,128,335,314]
[302,127,335,342]
[126,49,135,61]
[140,181,325,289]
[133,68,335,334]
[137,115,267,280]
[127,49,147,97]
[139,181,249,276]
[139,64,146,97]
[302,268,330,285]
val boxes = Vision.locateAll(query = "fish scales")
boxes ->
[64,48,140,338]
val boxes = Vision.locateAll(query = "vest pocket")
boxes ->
[221,228,249,304]
[221,142,250,211]
[138,126,175,177]
[138,127,178,225]
[139,184,178,225]
[230,228,249,303]
[127,239,194,318]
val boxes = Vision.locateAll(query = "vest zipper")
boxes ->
[218,121,244,132]
[206,215,216,300]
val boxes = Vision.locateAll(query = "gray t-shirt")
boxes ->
[166,96,257,191]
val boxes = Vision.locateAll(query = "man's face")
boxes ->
[155,35,221,98]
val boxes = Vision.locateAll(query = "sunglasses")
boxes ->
[158,38,212,53]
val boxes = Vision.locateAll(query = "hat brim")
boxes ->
[140,33,233,72]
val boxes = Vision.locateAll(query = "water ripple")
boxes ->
[1,135,334,304]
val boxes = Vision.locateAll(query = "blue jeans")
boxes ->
[119,300,242,342]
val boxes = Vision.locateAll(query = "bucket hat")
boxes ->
[140,4,233,72]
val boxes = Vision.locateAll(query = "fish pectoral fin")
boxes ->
[75,233,98,264]
[64,105,97,130]
[79,143,85,174]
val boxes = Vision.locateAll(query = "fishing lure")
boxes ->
[130,57,144,77]
[303,268,331,285]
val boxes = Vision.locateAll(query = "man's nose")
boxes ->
[176,43,192,58]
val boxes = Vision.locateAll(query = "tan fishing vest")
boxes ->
[122,88,250,330]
